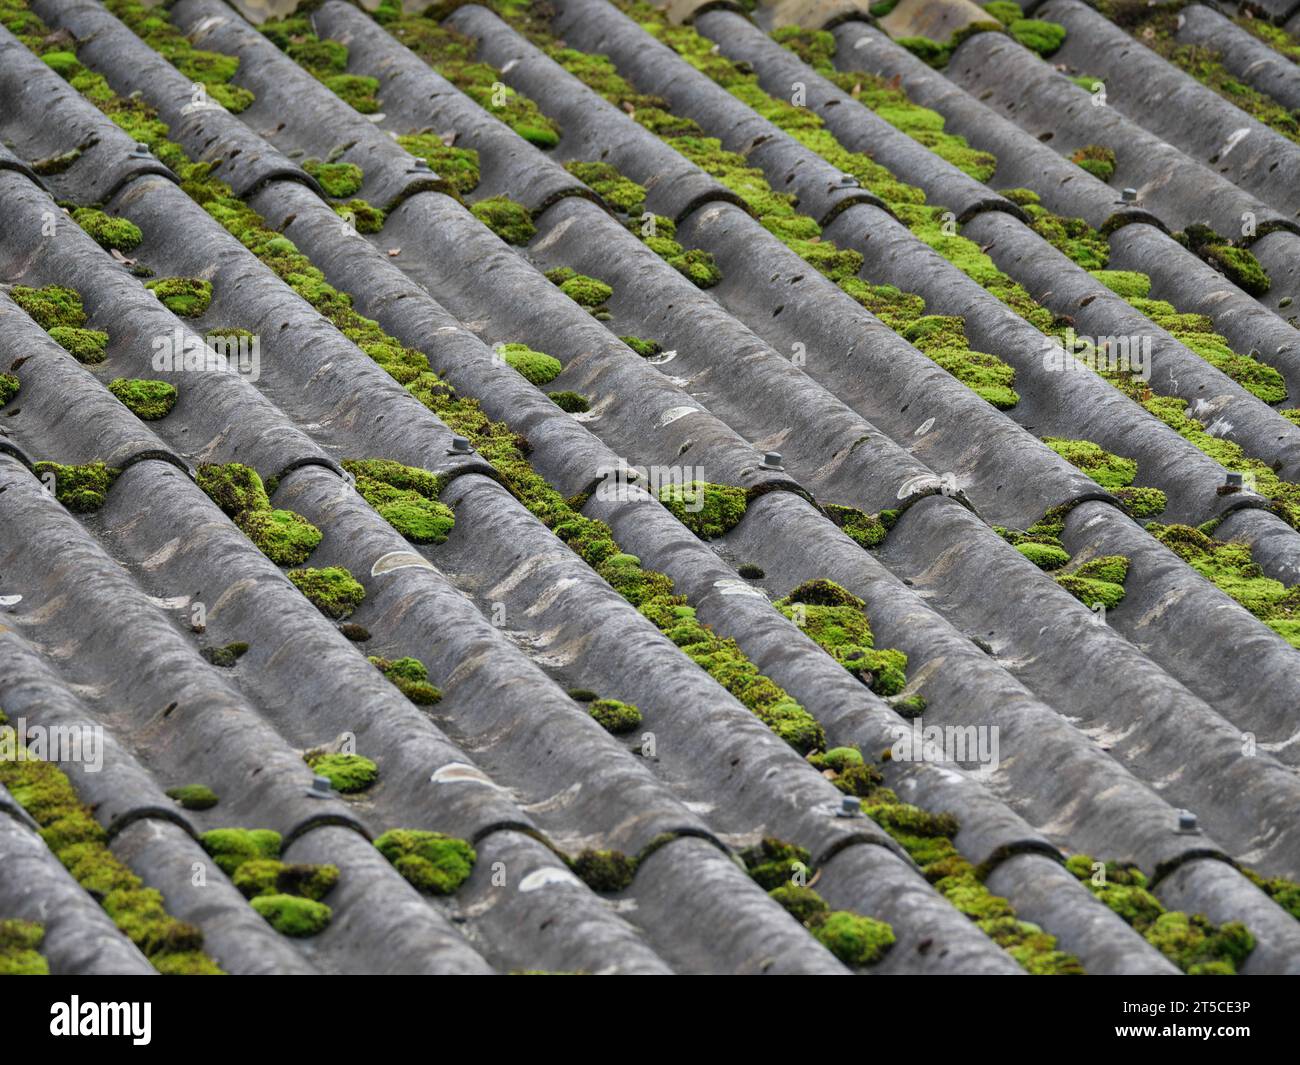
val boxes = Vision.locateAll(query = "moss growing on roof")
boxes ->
[369,655,442,704]
[396,133,481,194]
[0,919,48,975]
[775,579,908,696]
[1088,269,1150,299]
[304,752,378,793]
[72,207,142,253]
[1054,555,1130,610]
[47,326,108,364]
[657,480,747,539]
[1008,18,1067,57]
[628,212,723,288]
[588,698,642,734]
[145,276,212,317]
[1070,143,1116,182]
[303,159,364,199]
[551,272,614,309]
[0,748,221,973]
[333,198,386,234]
[570,849,637,892]
[548,389,590,413]
[235,509,324,566]
[249,894,333,937]
[0,373,19,406]
[741,837,811,890]
[107,378,177,420]
[566,159,646,215]
[1016,541,1071,570]
[196,462,271,516]
[497,342,562,385]
[200,641,249,667]
[288,566,366,619]
[1042,437,1168,517]
[32,461,120,512]
[375,829,476,894]
[470,194,536,244]
[343,458,455,543]
[1149,522,1300,647]
[233,858,339,903]
[1180,224,1271,297]
[323,73,381,113]
[811,910,897,966]
[10,283,86,329]
[200,828,283,877]
[165,784,219,810]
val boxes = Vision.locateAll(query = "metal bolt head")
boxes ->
[836,796,861,818]
[759,450,784,471]
[131,142,152,159]
[307,774,333,798]
[408,157,431,173]
[836,173,860,189]
[1121,187,1138,203]
[447,435,474,455]
[1225,471,1244,488]
[1178,809,1199,833]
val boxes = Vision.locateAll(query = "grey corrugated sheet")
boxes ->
[1178,3,1300,112]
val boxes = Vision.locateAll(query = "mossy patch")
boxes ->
[235,509,323,565]
[249,894,332,937]
[72,207,143,252]
[545,268,613,310]
[303,158,364,199]
[333,198,386,234]
[107,378,177,419]
[369,655,442,704]
[0,919,48,975]
[49,326,109,364]
[11,283,88,330]
[470,195,536,244]
[1071,144,1116,182]
[1181,224,1270,297]
[1008,19,1067,57]
[775,579,908,696]
[196,462,271,516]
[495,341,562,385]
[657,480,747,539]
[1043,436,1167,517]
[588,697,642,734]
[145,277,212,317]
[570,849,637,892]
[304,751,378,793]
[233,859,339,902]
[823,502,898,548]
[33,461,120,512]
[288,566,365,619]
[342,458,455,544]
[566,159,645,214]
[548,389,590,413]
[0,747,220,973]
[199,827,282,877]
[200,641,248,668]
[619,335,661,358]
[0,373,19,406]
[397,133,481,194]
[165,784,219,810]
[374,829,475,894]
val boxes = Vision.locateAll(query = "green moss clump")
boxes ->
[165,784,219,810]
[107,378,177,420]
[249,894,332,937]
[1182,225,1271,297]
[812,910,897,966]
[48,326,109,364]
[145,277,212,317]
[303,159,364,199]
[823,503,898,548]
[305,752,378,793]
[333,199,386,234]
[369,655,442,704]
[588,698,642,734]
[72,207,143,252]
[287,566,366,619]
[1149,523,1300,646]
[0,919,48,975]
[1008,18,1067,57]
[234,509,323,566]
[741,838,811,890]
[769,883,830,925]
[548,389,590,413]
[1088,269,1150,299]
[984,1,1024,24]
[200,641,248,667]
[1071,144,1116,182]
[1055,555,1129,609]
[196,462,271,516]
[0,373,19,405]
[551,273,613,309]
[11,284,87,330]
[1044,436,1166,518]
[566,159,646,214]
[489,342,560,386]
[776,579,908,695]
[342,458,455,544]
[397,134,481,194]
[323,73,380,113]
[570,849,637,892]
[470,195,536,244]
[33,461,120,512]
[658,480,748,539]
[199,828,282,876]
[1016,541,1071,569]
[233,859,339,902]
[0,744,221,973]
[1025,205,1111,269]
[374,829,476,894]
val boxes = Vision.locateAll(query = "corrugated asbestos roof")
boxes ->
[1,0,1300,975]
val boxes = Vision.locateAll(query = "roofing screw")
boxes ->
[306,774,333,799]
[835,173,860,188]
[447,435,474,456]
[1177,809,1199,834]
[1225,471,1244,489]
[836,796,861,818]
[130,142,152,159]
[759,450,784,471]
[407,157,432,174]
[1121,187,1138,203]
